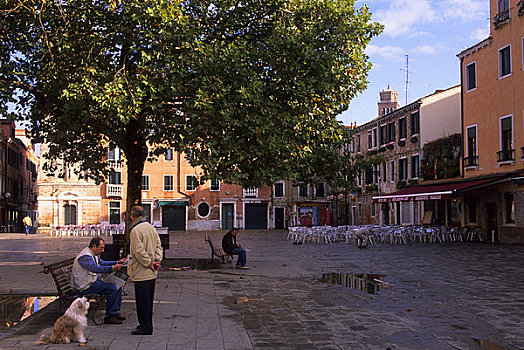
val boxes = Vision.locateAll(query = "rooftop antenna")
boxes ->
[400,55,411,105]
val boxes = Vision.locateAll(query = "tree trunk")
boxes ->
[344,194,349,225]
[122,118,148,254]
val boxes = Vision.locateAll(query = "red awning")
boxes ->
[373,176,505,203]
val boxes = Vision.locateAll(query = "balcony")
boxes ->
[108,159,123,170]
[494,9,510,29]
[107,184,123,197]
[243,188,258,198]
[463,156,478,167]
[497,149,514,163]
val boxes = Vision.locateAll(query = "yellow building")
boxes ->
[457,0,524,243]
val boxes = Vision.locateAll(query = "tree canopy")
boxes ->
[1,0,382,211]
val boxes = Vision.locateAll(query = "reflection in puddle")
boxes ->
[0,295,57,329]
[472,338,510,350]
[319,272,392,294]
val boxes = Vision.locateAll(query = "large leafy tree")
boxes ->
[1,0,382,229]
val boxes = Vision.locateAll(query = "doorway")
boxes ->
[64,204,77,225]
[274,207,285,229]
[221,203,234,230]
[486,203,498,242]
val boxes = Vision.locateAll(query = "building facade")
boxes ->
[351,86,461,226]
[456,0,524,243]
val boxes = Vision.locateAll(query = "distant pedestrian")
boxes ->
[355,227,369,248]
[128,205,163,335]
[23,216,32,235]
[222,228,249,269]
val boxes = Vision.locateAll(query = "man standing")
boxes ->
[222,228,249,269]
[128,205,163,335]
[70,236,127,324]
[23,216,32,235]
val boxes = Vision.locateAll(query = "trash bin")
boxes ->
[101,243,120,261]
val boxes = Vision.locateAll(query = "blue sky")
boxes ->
[337,0,491,126]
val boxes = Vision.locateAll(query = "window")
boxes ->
[401,202,412,224]
[411,155,419,179]
[109,171,122,184]
[356,135,361,153]
[411,112,420,135]
[165,148,173,161]
[108,147,121,160]
[373,165,379,183]
[399,118,407,139]
[382,163,387,181]
[274,182,284,197]
[505,193,515,224]
[315,183,325,197]
[358,203,362,216]
[142,175,150,191]
[368,131,373,149]
[498,0,509,13]
[499,45,511,78]
[467,197,477,223]
[299,184,308,197]
[399,158,408,180]
[372,128,378,148]
[466,62,476,91]
[164,175,174,191]
[371,203,376,216]
[365,168,374,185]
[499,115,513,161]
[387,122,396,143]
[198,202,210,217]
[379,125,387,145]
[109,201,120,225]
[390,161,395,182]
[186,175,198,191]
[466,125,478,166]
[210,179,220,191]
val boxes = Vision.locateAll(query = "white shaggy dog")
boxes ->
[46,297,90,344]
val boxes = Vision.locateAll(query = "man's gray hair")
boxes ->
[131,205,145,218]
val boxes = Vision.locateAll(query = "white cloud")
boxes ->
[374,0,437,37]
[412,45,438,55]
[471,26,490,41]
[366,44,406,61]
[439,0,487,22]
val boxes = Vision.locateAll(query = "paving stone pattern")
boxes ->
[0,231,522,349]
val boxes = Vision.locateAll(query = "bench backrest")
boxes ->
[205,234,226,257]
[43,257,76,304]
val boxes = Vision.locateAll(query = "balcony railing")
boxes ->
[243,188,258,198]
[497,149,514,162]
[108,159,123,170]
[107,184,123,197]
[463,156,478,167]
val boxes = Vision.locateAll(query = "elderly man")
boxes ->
[128,205,163,335]
[70,236,127,324]
[222,228,249,269]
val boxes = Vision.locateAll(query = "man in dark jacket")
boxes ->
[222,228,248,269]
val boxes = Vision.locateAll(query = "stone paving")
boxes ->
[0,231,523,349]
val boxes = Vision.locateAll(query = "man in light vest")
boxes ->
[71,236,127,324]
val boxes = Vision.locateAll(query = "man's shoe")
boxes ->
[135,325,142,330]
[114,312,126,321]
[131,329,152,335]
[104,315,124,324]
[237,266,249,270]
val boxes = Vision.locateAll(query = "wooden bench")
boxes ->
[43,258,106,325]
[205,234,233,264]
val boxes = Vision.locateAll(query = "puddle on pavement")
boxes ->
[472,338,510,350]
[319,272,392,295]
[0,295,57,329]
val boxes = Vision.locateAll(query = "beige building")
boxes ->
[352,86,461,226]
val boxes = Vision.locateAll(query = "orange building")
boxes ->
[457,0,524,242]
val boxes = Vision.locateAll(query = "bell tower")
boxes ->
[377,86,400,118]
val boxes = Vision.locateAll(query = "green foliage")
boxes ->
[1,0,382,207]
[421,134,461,180]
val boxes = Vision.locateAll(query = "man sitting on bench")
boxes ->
[70,236,127,324]
[222,228,249,270]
